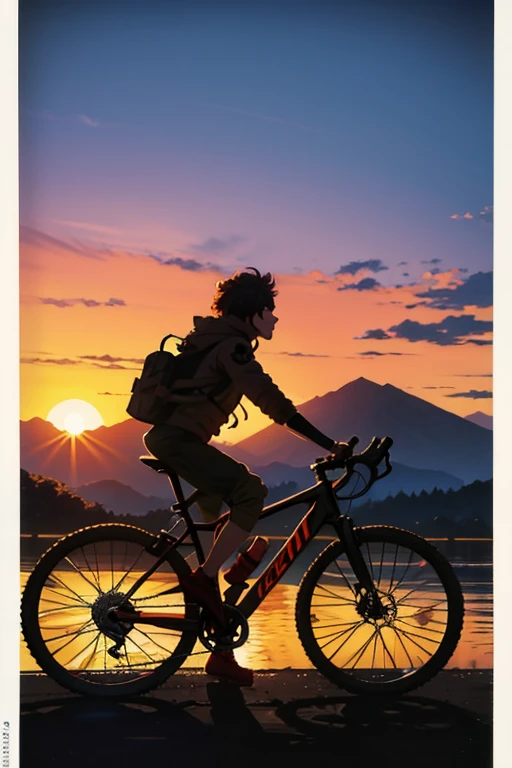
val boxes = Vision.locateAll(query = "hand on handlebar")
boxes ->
[331,441,354,462]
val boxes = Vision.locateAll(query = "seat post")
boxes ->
[166,470,205,564]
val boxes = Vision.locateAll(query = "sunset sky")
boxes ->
[19,0,493,443]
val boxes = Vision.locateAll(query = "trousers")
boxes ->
[143,424,268,533]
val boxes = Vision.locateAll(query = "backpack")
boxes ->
[126,333,228,425]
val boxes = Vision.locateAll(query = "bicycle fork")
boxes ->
[333,516,384,615]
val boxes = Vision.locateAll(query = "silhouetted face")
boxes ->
[250,308,278,340]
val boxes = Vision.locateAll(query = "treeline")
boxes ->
[353,479,492,536]
[20,469,492,537]
[20,470,298,535]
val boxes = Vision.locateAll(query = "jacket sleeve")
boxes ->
[217,339,297,425]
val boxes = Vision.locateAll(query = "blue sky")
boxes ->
[19,0,493,284]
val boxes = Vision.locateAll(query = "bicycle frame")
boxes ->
[116,468,376,632]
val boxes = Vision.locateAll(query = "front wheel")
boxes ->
[295,525,464,695]
[21,524,198,698]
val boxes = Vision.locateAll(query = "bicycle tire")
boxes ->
[295,525,464,695]
[21,523,198,698]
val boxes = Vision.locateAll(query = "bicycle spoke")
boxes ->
[392,626,434,656]
[45,625,98,644]
[63,555,101,595]
[81,547,102,593]
[52,623,100,658]
[38,598,88,613]
[43,582,91,607]
[79,633,102,670]
[112,547,147,593]
[395,617,445,636]
[317,621,364,651]
[131,626,178,655]
[47,574,92,606]
[314,621,361,630]
[345,628,378,669]
[365,543,375,582]
[377,541,385,587]
[376,626,397,669]
[315,582,350,601]
[390,625,415,667]
[332,560,357,596]
[327,622,365,661]
[388,549,415,594]
[389,545,399,593]
[316,624,361,642]
[125,634,159,666]
[110,540,114,591]
[394,581,429,604]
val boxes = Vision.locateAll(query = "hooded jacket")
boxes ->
[165,314,297,442]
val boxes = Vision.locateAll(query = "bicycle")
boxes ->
[21,435,464,698]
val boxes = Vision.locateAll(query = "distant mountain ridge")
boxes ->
[230,378,492,483]
[464,411,492,430]
[20,377,492,495]
[74,480,171,516]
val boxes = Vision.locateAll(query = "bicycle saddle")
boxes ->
[139,455,171,473]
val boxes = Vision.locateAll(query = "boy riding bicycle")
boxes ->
[143,268,352,685]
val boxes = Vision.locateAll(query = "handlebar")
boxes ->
[311,434,394,498]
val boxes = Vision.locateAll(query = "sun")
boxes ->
[47,399,104,435]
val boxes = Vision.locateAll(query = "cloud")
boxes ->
[413,271,492,310]
[358,351,411,357]
[453,373,493,377]
[479,205,493,223]
[189,235,246,255]
[402,272,410,277]
[335,259,388,276]
[445,390,493,399]
[77,114,100,128]
[270,351,332,358]
[356,329,392,341]
[149,254,220,271]
[463,339,493,346]
[21,353,143,369]
[337,277,381,292]
[21,226,104,260]
[78,354,144,365]
[450,204,493,223]
[422,386,456,390]
[397,261,408,266]
[40,297,126,308]
[21,357,80,366]
[421,258,442,265]
[98,392,130,396]
[387,314,492,346]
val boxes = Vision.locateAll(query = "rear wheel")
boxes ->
[296,525,464,695]
[21,524,197,698]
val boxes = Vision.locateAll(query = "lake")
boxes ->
[20,534,492,672]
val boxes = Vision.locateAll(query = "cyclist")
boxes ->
[143,267,352,685]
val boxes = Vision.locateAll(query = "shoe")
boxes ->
[224,537,270,585]
[180,567,227,630]
[204,650,254,686]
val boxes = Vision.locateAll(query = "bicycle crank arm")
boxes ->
[112,608,198,632]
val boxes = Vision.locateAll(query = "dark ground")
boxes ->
[20,668,492,767]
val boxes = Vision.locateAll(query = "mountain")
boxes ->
[465,411,492,430]
[20,378,491,495]
[74,480,171,516]
[20,416,227,497]
[230,378,492,483]
[252,461,463,501]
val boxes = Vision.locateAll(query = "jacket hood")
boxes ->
[182,315,258,351]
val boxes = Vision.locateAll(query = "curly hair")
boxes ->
[211,267,277,320]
